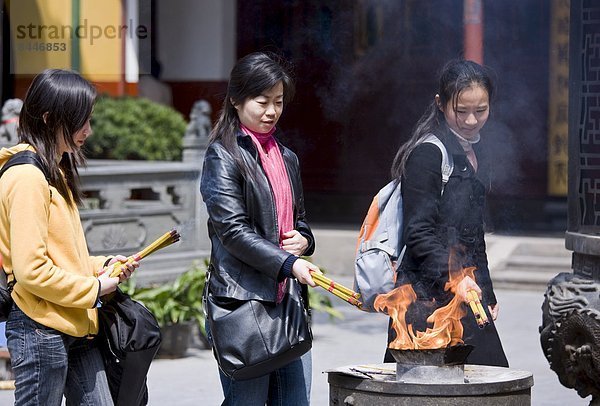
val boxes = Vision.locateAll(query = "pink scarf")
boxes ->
[240,124,294,302]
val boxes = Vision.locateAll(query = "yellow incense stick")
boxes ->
[469,291,489,324]
[467,290,489,327]
[476,302,489,324]
[310,272,363,308]
[136,230,178,259]
[313,277,351,300]
[467,298,483,325]
[311,272,361,299]
[108,229,180,277]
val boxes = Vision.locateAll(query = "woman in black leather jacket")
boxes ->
[200,52,320,406]
[384,59,508,367]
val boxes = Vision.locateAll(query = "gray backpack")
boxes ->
[353,134,453,311]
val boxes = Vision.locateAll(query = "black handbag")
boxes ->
[0,267,13,322]
[97,288,162,406]
[205,274,312,381]
[0,282,12,322]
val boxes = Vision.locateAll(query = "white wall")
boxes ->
[157,0,236,81]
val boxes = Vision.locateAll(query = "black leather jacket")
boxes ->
[400,126,496,306]
[200,132,315,302]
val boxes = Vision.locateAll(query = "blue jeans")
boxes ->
[219,356,310,406]
[6,304,113,406]
[206,320,311,405]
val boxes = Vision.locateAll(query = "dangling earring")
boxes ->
[434,94,443,112]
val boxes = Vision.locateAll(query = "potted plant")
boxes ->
[122,262,207,358]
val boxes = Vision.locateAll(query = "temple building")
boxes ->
[0,0,568,232]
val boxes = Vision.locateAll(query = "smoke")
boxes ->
[314,1,467,193]
[175,219,196,241]
[265,1,552,228]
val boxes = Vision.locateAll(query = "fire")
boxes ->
[374,285,416,350]
[374,247,477,350]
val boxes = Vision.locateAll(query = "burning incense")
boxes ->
[309,270,363,308]
[467,290,490,328]
[467,294,484,326]
[107,229,181,277]
[469,291,489,326]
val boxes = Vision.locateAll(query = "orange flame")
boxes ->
[375,247,477,350]
[374,284,416,350]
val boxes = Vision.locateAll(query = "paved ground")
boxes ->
[0,291,589,406]
[137,286,588,406]
[0,234,591,405]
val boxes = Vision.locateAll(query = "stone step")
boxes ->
[492,240,571,291]
[502,254,571,271]
[311,228,572,292]
[491,268,563,292]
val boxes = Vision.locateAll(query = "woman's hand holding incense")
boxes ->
[488,303,499,321]
[97,272,120,296]
[107,255,139,281]
[97,255,139,296]
[456,276,481,303]
[292,258,320,287]
[281,230,308,256]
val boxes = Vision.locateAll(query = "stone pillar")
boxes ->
[463,0,484,64]
[540,1,600,403]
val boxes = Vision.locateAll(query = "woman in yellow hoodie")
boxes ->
[0,69,138,405]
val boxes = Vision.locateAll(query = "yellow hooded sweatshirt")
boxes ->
[0,144,108,337]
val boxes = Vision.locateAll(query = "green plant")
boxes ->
[88,96,187,161]
[309,287,343,320]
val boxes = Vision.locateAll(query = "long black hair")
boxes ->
[391,59,494,179]
[210,52,295,178]
[18,69,96,206]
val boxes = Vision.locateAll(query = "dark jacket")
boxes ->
[200,132,315,302]
[389,126,508,368]
[400,127,496,306]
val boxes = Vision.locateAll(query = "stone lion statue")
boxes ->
[185,100,212,139]
[0,99,23,143]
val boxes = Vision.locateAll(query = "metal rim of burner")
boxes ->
[389,344,474,384]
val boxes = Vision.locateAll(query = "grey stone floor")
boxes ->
[148,287,587,405]
[0,288,589,405]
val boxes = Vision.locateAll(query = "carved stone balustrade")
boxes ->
[79,159,209,285]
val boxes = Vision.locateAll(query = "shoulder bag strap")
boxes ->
[421,134,454,189]
[0,150,52,289]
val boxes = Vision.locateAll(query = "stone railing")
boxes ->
[79,158,209,285]
[0,98,212,285]
[79,100,211,285]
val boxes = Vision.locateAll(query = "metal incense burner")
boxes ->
[327,344,533,405]
[389,344,473,383]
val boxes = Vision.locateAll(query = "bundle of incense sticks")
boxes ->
[107,229,181,277]
[466,290,490,328]
[309,270,363,308]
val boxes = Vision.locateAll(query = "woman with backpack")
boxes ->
[200,52,320,405]
[386,59,508,367]
[0,69,138,405]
